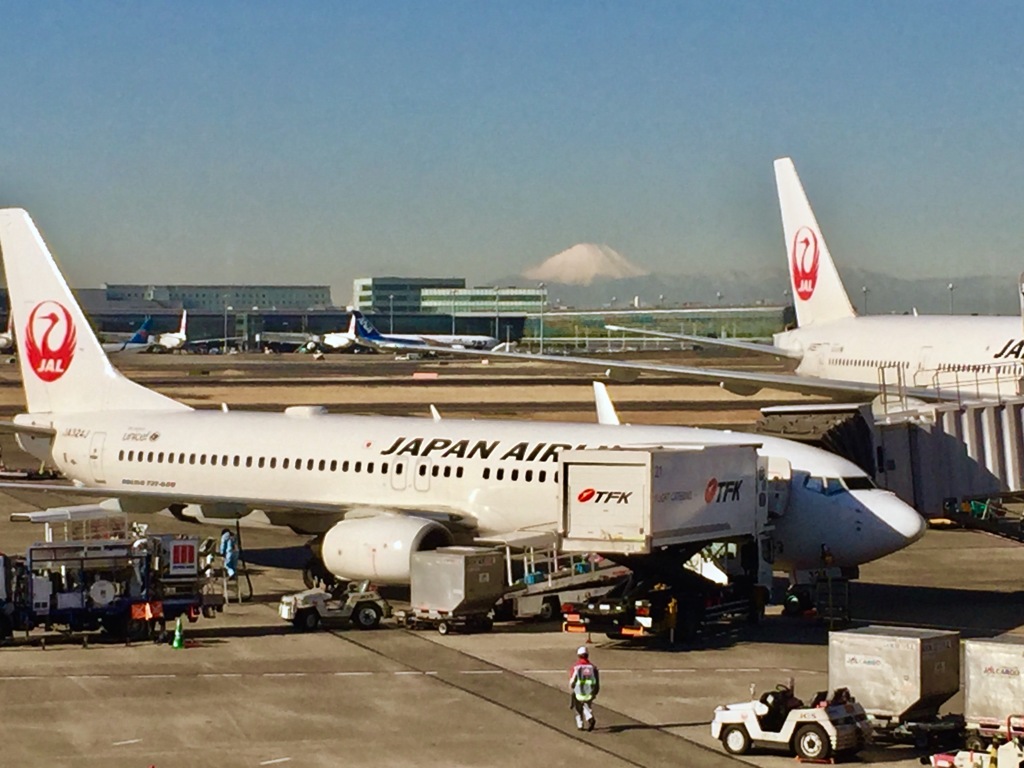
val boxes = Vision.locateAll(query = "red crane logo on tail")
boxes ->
[704,478,719,504]
[24,301,77,382]
[790,227,820,301]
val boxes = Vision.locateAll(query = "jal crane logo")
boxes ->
[790,226,820,301]
[24,301,77,382]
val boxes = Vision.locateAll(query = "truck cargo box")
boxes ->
[410,546,505,616]
[828,626,960,721]
[559,445,768,555]
[964,635,1024,728]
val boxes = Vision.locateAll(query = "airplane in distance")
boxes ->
[0,312,13,352]
[148,310,245,353]
[0,208,923,607]
[100,316,153,354]
[351,311,501,352]
[606,158,1024,402]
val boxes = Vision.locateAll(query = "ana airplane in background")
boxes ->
[101,316,153,354]
[605,158,1024,402]
[351,311,501,352]
[0,207,923,599]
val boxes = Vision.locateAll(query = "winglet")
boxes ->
[774,158,856,327]
[430,404,442,421]
[593,382,621,426]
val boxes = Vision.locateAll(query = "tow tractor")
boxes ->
[279,580,390,631]
[711,681,872,761]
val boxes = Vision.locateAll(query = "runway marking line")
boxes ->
[112,739,142,746]
[259,759,292,766]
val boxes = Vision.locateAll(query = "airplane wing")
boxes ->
[405,343,960,402]
[0,481,477,534]
[604,324,803,360]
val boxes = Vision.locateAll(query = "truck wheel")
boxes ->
[352,602,383,630]
[0,614,12,642]
[294,608,320,632]
[794,724,831,761]
[721,725,751,755]
[964,734,985,752]
[537,597,560,622]
[437,620,451,636]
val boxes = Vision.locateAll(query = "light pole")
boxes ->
[388,294,394,333]
[948,282,956,315]
[450,289,456,335]
[222,293,230,351]
[861,285,869,315]
[538,283,545,354]
[493,287,500,339]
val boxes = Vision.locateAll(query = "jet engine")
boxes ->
[320,516,454,584]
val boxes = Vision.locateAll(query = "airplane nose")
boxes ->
[853,490,927,547]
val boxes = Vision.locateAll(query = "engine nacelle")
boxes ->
[320,516,453,584]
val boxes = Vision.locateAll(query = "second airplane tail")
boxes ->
[774,158,856,327]
[0,208,189,414]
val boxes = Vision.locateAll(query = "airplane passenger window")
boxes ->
[497,468,504,480]
[307,459,314,471]
[233,456,240,467]
[443,466,451,478]
[554,472,558,482]
[200,454,207,465]
[381,463,388,473]
[318,459,325,471]
[367,462,374,473]
[456,467,463,478]
[395,463,402,475]
[246,457,253,468]
[158,452,164,463]
[419,464,427,476]
[126,450,133,461]
[283,458,290,469]
[511,469,519,481]
[119,450,125,461]
[258,457,265,468]
[270,457,277,469]
[189,454,196,465]
[431,465,439,477]
[483,468,490,479]
[296,459,303,471]
[342,461,349,472]
[355,462,362,472]
[525,470,533,482]
[330,460,337,471]
[179,454,186,464]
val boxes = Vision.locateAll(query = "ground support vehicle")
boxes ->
[711,683,871,761]
[558,446,780,640]
[963,636,1024,749]
[0,534,224,642]
[396,546,505,635]
[829,626,964,748]
[279,581,391,631]
[925,731,1024,767]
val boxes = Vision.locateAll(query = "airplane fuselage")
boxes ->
[20,408,922,572]
[776,315,1024,398]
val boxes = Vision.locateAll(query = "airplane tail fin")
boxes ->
[774,158,856,327]
[178,309,188,337]
[126,316,153,344]
[0,209,189,414]
[352,310,384,342]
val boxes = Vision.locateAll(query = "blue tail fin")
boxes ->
[126,316,153,344]
[351,311,384,341]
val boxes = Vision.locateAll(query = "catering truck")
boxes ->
[559,445,780,640]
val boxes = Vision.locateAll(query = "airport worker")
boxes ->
[219,528,239,579]
[569,645,600,731]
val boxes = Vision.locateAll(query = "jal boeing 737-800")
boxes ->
[604,158,1024,402]
[0,208,923,598]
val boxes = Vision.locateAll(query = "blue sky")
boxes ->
[1,2,1023,302]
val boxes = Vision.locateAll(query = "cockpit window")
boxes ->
[842,476,876,491]
[803,476,849,496]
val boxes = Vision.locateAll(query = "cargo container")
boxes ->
[964,635,1024,748]
[399,546,506,635]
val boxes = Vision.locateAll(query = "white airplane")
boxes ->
[0,208,923,606]
[0,311,14,352]
[351,311,501,352]
[606,158,1024,402]
[101,316,154,354]
[154,310,188,351]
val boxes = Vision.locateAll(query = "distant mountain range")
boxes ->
[502,244,1020,315]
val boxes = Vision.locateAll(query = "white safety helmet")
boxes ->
[577,646,589,657]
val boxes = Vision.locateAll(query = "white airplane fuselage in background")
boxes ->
[0,207,924,586]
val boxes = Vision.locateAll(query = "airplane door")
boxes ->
[391,457,408,491]
[89,432,107,485]
[414,458,431,492]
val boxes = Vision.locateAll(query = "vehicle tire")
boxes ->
[479,616,494,632]
[293,608,320,632]
[202,605,216,619]
[352,602,383,630]
[794,724,831,761]
[964,734,985,752]
[721,725,751,755]
[437,620,451,636]
[0,613,13,642]
[538,597,559,622]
